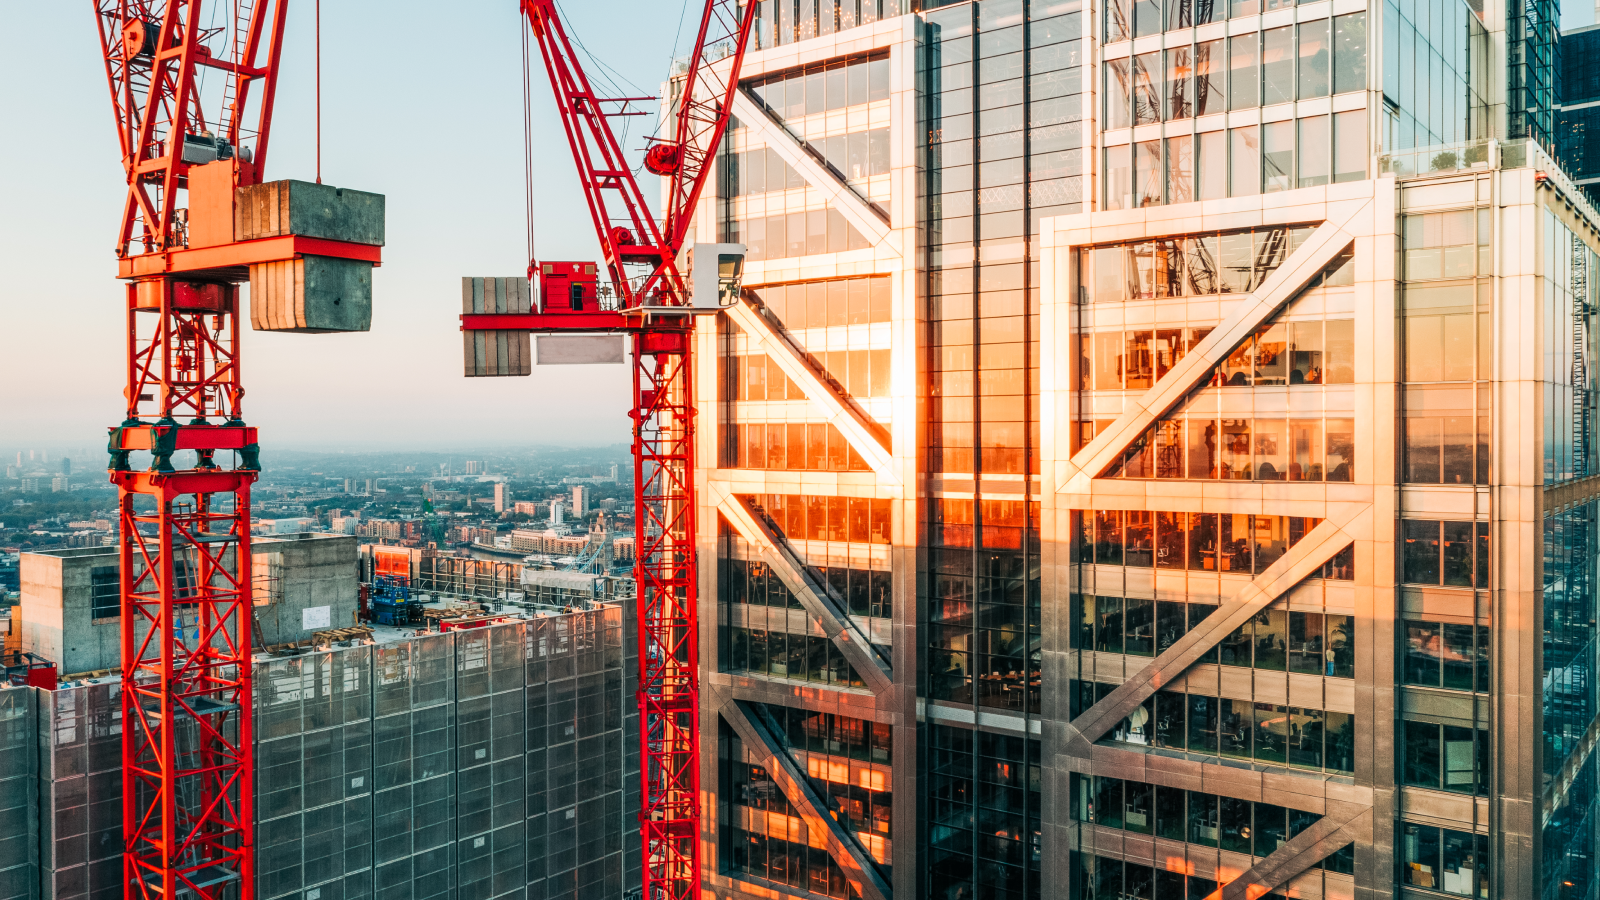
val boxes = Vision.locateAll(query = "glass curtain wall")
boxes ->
[925,2,1080,896]
[1378,0,1489,152]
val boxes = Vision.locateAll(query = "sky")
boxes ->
[0,1,698,452]
[4,1,1598,456]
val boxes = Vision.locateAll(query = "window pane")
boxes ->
[1298,19,1330,99]
[1166,46,1193,120]
[1095,596,1123,653]
[1407,416,1443,483]
[1288,707,1324,769]
[1126,510,1154,566]
[1404,520,1442,584]
[1262,27,1294,105]
[1133,53,1161,125]
[1442,415,1475,484]
[1333,109,1367,182]
[1219,700,1252,758]
[1404,720,1442,789]
[1325,319,1355,382]
[1325,711,1355,773]
[1299,115,1330,187]
[1199,130,1227,200]
[1289,418,1323,481]
[1405,620,1442,686]
[1187,695,1218,753]
[1106,59,1132,129]
[1441,521,1474,586]
[1219,796,1253,852]
[1196,40,1224,115]
[1441,623,1477,691]
[1125,596,1155,655]
[1231,126,1260,197]
[1135,0,1162,36]
[1403,823,1442,890]
[1255,322,1289,385]
[1254,418,1287,480]
[1288,612,1324,674]
[1263,120,1293,192]
[1219,513,1251,572]
[1334,13,1368,95]
[1106,144,1133,210]
[1328,614,1353,677]
[1220,418,1251,479]
[1255,703,1289,763]
[1156,510,1187,567]
[1219,617,1253,667]
[1229,34,1258,110]
[1155,785,1186,839]
[1136,140,1163,206]
[1107,0,1132,41]
[1156,600,1187,651]
[1167,134,1195,203]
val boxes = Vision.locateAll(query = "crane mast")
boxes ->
[93,3,380,897]
[468,3,757,898]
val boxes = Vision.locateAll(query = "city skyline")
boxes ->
[0,1,696,448]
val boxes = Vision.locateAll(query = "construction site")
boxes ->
[22,0,1600,898]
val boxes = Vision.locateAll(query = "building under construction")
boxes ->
[1,537,640,900]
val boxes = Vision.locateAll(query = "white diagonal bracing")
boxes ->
[1059,199,1373,495]
[718,693,894,900]
[725,299,899,484]
[730,89,896,252]
[1061,504,1372,755]
[715,484,894,694]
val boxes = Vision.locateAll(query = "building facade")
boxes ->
[690,1,1600,900]
[0,605,638,900]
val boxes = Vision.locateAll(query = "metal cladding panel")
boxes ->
[535,335,626,365]
[36,683,123,899]
[16,611,637,900]
[0,688,37,900]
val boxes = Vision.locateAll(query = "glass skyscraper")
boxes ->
[689,1,1598,898]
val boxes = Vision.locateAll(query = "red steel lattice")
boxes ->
[510,3,755,898]
[93,2,289,897]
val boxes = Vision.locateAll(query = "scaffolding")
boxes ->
[2,606,641,900]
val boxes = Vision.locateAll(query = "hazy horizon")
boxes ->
[0,3,694,449]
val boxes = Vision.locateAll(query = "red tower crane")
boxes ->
[93,3,380,897]
[461,2,756,898]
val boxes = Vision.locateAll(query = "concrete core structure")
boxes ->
[18,533,359,677]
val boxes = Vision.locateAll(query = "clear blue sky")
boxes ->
[0,1,695,451]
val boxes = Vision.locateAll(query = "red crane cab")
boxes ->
[538,261,601,314]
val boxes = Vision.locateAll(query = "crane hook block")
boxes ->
[643,143,682,176]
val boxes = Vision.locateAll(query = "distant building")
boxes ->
[465,460,481,475]
[610,463,618,482]
[49,477,68,493]
[1559,24,1600,202]
[611,536,634,564]
[571,485,587,517]
[494,482,509,513]
[254,517,317,535]
[19,478,40,494]
[513,500,542,517]
[549,500,564,527]
[59,459,70,477]
[4,465,15,479]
